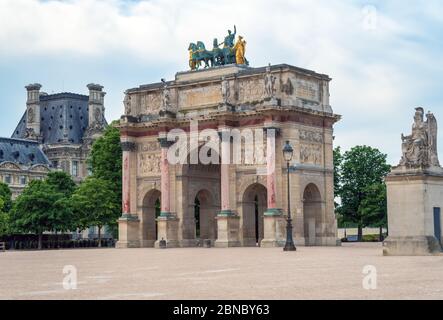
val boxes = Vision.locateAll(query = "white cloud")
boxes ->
[0,0,441,164]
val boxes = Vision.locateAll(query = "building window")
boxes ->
[52,160,58,168]
[20,176,27,185]
[72,161,79,177]
[4,175,11,185]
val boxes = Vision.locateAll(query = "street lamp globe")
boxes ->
[283,140,293,162]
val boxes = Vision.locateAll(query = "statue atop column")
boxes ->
[397,107,440,169]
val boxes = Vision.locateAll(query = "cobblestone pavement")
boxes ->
[1,243,442,300]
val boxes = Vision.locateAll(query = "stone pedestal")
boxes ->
[116,214,141,248]
[215,214,241,247]
[384,169,443,256]
[155,215,180,248]
[261,210,285,247]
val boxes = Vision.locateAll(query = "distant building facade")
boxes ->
[11,83,107,183]
[1,83,109,239]
[0,138,51,199]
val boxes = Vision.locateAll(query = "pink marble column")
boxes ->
[121,141,136,215]
[266,128,277,209]
[220,130,232,215]
[158,137,171,216]
[160,146,170,214]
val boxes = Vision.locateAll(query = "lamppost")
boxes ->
[283,140,296,251]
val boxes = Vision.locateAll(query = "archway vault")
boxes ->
[140,189,161,247]
[303,183,323,246]
[240,183,267,246]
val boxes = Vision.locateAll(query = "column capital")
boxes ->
[158,137,174,148]
[218,210,237,217]
[263,126,281,136]
[121,141,137,152]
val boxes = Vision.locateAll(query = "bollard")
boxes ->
[203,239,212,248]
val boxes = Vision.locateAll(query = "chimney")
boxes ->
[25,83,42,138]
[87,83,105,128]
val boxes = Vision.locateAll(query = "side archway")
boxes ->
[303,183,322,246]
[241,183,267,246]
[141,189,161,247]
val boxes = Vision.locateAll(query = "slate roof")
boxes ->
[11,93,90,144]
[0,138,50,166]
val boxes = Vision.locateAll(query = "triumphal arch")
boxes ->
[117,32,340,248]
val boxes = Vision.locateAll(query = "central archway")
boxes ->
[241,183,267,246]
[194,189,218,244]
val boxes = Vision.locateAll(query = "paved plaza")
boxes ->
[0,243,442,300]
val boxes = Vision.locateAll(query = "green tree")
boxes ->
[359,183,387,241]
[0,181,12,212]
[88,122,122,239]
[69,178,119,247]
[337,145,391,241]
[10,180,72,249]
[46,171,76,197]
[88,122,122,200]
[333,146,342,209]
[0,198,11,237]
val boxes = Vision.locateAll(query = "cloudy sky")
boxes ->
[0,0,442,165]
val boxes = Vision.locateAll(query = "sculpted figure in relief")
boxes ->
[221,77,230,105]
[124,93,131,115]
[264,64,276,99]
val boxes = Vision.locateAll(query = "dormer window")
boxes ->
[12,151,19,159]
[0,150,3,159]
[28,153,35,162]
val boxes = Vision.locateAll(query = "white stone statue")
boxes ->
[399,107,440,168]
[221,76,230,104]
[123,93,131,115]
[264,64,276,99]
[161,80,171,111]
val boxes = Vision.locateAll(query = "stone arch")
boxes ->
[303,183,322,246]
[178,146,221,246]
[194,189,218,243]
[240,183,267,246]
[140,188,161,247]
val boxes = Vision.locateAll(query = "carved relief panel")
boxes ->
[137,141,161,177]
[140,92,162,115]
[238,78,266,103]
[179,85,221,109]
[299,129,324,166]
[295,77,319,102]
[300,144,323,166]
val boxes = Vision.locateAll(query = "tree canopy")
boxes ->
[0,198,10,237]
[87,122,122,238]
[69,177,119,246]
[335,145,391,240]
[88,122,122,201]
[0,181,12,212]
[10,180,73,248]
[46,171,76,197]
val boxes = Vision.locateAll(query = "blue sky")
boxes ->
[0,0,442,165]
